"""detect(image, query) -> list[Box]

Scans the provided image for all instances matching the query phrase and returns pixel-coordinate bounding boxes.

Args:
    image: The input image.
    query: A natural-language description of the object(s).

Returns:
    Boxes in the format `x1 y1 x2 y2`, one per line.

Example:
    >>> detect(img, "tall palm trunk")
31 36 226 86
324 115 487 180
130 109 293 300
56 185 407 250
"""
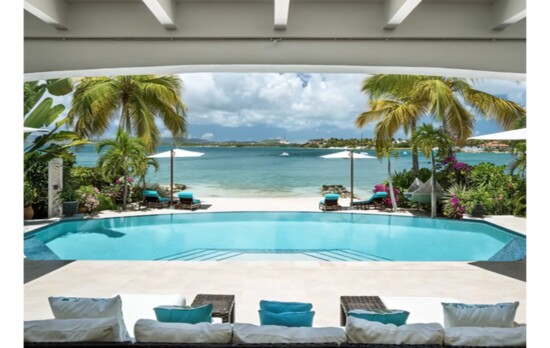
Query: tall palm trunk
122 156 128 210
410 123 419 177
387 157 397 212
430 150 437 218
412 146 419 177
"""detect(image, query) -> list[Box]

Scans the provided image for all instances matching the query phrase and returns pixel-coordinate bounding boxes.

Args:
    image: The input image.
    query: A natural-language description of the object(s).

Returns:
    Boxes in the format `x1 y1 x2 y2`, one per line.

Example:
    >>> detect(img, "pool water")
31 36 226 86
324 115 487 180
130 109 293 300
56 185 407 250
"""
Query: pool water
24 212 526 261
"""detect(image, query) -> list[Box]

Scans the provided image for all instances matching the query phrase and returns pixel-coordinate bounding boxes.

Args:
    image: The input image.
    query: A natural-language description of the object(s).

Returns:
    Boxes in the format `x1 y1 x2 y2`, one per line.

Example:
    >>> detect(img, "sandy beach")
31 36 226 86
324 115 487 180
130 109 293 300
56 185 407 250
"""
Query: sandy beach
24 197 526 328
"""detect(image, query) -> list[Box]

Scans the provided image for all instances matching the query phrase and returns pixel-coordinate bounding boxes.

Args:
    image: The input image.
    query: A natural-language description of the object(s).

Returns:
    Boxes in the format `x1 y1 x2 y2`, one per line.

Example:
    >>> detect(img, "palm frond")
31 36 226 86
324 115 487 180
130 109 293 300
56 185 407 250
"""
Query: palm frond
464 89 526 129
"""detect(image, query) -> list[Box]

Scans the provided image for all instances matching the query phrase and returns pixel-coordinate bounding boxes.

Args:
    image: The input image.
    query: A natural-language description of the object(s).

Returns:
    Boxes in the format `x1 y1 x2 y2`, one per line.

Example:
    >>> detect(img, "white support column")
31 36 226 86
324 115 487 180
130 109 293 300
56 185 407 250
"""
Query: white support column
142 0 178 30
274 0 290 30
48 158 63 218
383 0 422 30
24 0 68 30
492 0 526 30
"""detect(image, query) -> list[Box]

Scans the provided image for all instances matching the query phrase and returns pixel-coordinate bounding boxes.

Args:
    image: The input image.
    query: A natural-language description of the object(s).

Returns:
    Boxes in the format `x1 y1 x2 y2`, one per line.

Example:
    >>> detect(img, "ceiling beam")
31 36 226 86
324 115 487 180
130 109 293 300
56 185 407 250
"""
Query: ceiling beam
492 0 526 30
142 0 177 30
383 0 422 30
24 0 68 30
274 0 290 30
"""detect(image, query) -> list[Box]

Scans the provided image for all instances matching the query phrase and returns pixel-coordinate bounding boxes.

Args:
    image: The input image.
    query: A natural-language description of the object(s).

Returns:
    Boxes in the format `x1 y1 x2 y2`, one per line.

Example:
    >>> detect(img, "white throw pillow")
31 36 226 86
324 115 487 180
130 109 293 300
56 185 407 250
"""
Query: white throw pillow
444 326 526 346
48 295 130 341
24 318 130 343
442 302 519 328
233 323 346 344
134 319 232 343
346 316 444 345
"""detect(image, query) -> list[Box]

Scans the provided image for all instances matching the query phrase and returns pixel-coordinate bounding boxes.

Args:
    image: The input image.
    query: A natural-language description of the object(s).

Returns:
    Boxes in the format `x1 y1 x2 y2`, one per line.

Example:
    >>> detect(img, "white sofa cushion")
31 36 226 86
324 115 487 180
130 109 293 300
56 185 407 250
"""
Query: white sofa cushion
346 316 445 345
24 318 130 343
134 319 232 343
442 302 519 328
233 323 346 344
48 295 124 319
444 326 526 346
48 295 130 341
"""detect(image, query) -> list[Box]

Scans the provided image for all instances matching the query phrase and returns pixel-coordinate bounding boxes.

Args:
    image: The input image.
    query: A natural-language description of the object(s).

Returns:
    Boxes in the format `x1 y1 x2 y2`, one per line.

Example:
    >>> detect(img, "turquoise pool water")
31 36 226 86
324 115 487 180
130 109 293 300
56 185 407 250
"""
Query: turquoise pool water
24 212 525 262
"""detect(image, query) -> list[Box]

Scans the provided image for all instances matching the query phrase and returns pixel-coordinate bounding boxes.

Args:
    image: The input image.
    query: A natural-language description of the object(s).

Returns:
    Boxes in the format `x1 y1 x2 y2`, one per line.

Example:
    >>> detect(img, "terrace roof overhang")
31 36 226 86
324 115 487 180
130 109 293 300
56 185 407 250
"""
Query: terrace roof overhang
24 0 526 81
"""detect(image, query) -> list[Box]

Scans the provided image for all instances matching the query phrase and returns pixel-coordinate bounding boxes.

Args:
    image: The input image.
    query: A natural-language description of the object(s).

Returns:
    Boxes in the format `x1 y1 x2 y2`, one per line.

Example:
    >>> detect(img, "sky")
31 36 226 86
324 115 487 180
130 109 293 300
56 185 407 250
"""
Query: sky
48 73 526 144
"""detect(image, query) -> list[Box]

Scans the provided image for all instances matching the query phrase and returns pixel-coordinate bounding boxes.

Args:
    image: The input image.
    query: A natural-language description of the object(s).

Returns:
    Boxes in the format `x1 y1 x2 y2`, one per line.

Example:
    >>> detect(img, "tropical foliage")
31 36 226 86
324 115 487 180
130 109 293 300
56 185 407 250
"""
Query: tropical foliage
24 79 89 163
374 143 399 211
355 74 526 173
96 130 153 210
67 75 187 152
411 124 454 218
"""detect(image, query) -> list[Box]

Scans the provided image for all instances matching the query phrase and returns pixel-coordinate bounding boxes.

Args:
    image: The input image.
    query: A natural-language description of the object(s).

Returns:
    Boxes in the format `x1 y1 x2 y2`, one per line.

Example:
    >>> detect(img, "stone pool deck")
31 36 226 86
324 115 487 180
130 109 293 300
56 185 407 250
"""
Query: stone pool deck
23 197 526 326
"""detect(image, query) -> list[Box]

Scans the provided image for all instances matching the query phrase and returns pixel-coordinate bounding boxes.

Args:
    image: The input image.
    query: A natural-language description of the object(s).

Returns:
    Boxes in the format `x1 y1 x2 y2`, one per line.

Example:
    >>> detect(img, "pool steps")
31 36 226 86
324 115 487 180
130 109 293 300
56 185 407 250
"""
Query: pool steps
155 248 390 261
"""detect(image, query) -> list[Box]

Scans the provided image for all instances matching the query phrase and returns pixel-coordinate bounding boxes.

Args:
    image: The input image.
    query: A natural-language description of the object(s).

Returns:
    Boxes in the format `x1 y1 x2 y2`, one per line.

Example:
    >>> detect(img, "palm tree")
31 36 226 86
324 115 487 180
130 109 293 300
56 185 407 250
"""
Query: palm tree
96 130 151 210
411 124 454 218
376 142 399 212
509 142 526 177
356 74 526 174
355 97 427 176
68 75 187 152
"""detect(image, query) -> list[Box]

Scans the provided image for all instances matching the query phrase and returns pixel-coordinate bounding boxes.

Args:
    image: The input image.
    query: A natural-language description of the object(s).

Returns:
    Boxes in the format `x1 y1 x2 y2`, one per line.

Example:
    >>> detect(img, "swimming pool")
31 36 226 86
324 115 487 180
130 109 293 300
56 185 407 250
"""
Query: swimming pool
24 212 526 261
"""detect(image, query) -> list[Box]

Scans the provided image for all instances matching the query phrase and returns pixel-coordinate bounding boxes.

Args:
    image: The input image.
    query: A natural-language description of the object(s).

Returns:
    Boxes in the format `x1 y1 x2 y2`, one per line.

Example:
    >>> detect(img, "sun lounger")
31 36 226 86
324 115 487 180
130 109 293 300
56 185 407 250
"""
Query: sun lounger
319 193 342 211
175 192 201 210
350 192 388 210
141 190 169 209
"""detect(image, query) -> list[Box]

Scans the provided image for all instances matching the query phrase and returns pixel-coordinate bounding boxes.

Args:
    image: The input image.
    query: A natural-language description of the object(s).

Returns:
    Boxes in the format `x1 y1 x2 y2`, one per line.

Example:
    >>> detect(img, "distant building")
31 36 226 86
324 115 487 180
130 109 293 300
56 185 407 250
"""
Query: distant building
481 142 511 151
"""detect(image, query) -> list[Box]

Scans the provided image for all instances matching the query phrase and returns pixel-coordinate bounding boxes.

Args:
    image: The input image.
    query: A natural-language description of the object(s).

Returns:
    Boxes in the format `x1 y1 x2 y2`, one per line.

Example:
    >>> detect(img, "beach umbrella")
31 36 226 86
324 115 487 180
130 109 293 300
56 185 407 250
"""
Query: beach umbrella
147 148 204 206
320 150 375 205
23 127 49 133
467 128 526 140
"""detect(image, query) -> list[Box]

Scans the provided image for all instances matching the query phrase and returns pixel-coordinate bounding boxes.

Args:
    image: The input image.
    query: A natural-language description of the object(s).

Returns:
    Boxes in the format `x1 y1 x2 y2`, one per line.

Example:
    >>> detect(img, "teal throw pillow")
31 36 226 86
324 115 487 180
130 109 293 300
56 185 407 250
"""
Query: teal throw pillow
259 310 315 327
259 300 313 314
348 309 410 326
154 304 213 324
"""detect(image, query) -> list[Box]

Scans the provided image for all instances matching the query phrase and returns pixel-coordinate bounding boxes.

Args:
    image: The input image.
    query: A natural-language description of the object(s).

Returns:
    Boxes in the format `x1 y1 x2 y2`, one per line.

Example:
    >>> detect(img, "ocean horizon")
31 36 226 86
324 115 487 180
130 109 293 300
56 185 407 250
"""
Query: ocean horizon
73 145 514 198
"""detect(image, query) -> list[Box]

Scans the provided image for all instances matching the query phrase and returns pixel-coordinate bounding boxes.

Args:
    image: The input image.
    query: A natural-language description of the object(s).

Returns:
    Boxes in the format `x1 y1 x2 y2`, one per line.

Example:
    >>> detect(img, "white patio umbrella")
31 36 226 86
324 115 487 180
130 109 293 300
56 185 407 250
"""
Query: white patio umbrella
147 148 204 205
320 150 375 205
23 127 49 133
468 128 526 140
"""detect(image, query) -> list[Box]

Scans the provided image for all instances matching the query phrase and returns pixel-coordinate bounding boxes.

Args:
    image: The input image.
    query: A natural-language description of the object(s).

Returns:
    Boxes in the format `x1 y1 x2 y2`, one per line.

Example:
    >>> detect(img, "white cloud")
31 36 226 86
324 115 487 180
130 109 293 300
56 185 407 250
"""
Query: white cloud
179 72 369 132
200 132 214 140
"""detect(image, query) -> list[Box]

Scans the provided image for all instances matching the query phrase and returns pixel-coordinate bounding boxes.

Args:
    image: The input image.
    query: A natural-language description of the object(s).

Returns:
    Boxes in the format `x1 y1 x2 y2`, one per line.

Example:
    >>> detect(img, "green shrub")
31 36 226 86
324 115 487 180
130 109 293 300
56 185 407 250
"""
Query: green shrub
98 194 118 211
71 166 110 190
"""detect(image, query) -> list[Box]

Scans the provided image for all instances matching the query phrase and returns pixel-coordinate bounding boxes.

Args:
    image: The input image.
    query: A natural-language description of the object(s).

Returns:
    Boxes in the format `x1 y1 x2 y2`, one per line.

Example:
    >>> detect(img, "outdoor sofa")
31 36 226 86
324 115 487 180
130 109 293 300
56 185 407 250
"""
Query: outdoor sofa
24 295 526 348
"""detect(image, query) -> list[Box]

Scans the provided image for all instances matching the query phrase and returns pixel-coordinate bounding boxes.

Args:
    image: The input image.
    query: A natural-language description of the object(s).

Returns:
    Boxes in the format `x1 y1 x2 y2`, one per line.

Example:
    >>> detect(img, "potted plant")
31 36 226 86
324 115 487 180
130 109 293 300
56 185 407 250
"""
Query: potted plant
24 180 37 220
75 185 100 214
58 184 78 216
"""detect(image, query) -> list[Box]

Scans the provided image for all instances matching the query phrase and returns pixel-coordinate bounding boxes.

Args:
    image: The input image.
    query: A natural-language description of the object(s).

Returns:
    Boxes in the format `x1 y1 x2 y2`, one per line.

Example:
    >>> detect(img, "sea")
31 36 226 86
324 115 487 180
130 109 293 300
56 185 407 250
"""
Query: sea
73 145 514 198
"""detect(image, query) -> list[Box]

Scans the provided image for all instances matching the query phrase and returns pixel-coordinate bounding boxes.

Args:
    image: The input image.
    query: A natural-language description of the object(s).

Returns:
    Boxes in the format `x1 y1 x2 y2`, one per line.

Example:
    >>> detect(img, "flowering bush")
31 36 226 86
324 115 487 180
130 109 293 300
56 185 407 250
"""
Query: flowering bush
103 176 135 203
442 184 469 219
445 195 466 219
373 183 400 206
75 185 100 212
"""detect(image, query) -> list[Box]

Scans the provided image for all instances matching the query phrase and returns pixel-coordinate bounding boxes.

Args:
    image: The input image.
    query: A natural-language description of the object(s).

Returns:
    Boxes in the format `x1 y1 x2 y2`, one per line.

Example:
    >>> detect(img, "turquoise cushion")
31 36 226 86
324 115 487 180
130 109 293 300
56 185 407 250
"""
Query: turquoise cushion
259 300 313 314
143 190 160 197
324 194 340 200
177 192 194 199
258 310 315 327
347 309 410 326
154 304 213 324
193 199 201 204
159 198 169 203
373 191 388 199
